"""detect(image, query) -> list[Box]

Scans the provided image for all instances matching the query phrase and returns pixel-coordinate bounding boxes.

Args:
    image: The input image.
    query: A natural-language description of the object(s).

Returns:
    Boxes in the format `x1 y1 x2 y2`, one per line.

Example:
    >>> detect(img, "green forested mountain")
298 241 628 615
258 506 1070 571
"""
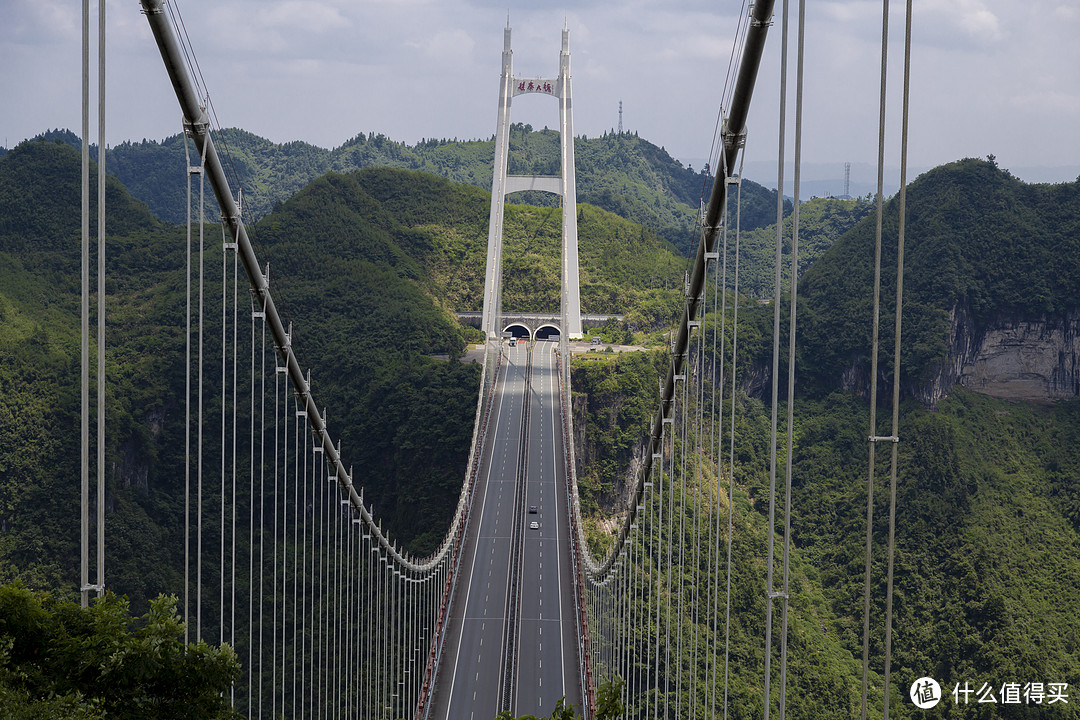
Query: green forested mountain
570 159 1080 719
91 124 787 253
8 128 1080 720
0 137 687 605
0 138 187 605
732 195 874 300
791 158 1080 396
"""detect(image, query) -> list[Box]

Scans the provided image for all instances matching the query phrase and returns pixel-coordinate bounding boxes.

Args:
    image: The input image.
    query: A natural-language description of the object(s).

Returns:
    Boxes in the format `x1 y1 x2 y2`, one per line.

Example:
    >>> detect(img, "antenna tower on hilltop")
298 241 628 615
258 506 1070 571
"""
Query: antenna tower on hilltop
844 161 851 198
618 100 623 134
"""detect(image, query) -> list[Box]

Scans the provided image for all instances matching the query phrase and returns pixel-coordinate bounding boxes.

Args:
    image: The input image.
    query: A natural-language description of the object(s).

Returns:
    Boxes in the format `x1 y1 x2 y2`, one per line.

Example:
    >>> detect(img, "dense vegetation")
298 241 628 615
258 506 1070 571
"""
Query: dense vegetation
0 138 189 605
571 351 666 518
0 583 238 719
568 160 1080 718
573 363 1080 719
324 165 686 324
10 122 1080 720
791 158 1080 395
732 195 874 300
0 135 693 604
38 125 786 254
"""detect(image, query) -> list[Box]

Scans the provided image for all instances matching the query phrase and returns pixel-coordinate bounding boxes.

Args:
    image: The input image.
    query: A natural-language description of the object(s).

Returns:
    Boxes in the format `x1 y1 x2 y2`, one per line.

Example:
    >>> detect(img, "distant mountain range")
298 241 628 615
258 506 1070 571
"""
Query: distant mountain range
18 126 788 256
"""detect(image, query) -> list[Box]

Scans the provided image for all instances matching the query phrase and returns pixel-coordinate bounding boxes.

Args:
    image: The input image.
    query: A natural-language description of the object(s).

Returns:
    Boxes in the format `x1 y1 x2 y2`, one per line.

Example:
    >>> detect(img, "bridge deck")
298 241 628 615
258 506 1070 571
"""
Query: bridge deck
432 342 581 718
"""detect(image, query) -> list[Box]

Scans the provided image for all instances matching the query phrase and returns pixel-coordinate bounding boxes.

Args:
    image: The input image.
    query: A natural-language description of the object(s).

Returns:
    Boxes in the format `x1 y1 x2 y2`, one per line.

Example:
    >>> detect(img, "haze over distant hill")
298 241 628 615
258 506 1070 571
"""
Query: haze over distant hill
24 126 787 256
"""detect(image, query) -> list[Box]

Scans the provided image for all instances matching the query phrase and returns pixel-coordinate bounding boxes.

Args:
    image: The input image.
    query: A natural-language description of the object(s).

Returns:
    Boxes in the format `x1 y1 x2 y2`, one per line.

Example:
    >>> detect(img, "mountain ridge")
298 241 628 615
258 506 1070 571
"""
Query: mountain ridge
26 125 787 255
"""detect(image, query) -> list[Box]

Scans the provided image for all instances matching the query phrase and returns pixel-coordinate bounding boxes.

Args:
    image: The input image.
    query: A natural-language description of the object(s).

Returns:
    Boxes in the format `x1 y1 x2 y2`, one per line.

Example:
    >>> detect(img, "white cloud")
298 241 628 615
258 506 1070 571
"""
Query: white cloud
1 0 78 44
261 1 350 34
411 28 477 66
2 0 1078 179
1055 4 1080 22
917 0 1004 47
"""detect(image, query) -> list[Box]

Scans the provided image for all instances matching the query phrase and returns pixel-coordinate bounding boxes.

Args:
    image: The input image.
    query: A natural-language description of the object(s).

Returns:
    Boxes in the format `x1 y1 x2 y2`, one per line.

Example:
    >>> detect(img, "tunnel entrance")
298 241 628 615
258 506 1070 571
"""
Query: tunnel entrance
504 324 531 340
535 325 562 341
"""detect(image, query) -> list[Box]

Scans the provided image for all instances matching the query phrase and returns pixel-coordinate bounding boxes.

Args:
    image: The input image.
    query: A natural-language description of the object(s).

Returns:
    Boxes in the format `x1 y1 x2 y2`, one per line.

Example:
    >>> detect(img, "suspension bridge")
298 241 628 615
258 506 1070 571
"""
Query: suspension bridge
67 0 917 717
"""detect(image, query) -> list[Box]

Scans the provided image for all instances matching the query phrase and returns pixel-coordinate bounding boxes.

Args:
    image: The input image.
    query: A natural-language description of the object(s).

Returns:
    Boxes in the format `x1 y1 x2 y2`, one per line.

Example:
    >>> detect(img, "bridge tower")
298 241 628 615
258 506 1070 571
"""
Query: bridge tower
480 23 584 339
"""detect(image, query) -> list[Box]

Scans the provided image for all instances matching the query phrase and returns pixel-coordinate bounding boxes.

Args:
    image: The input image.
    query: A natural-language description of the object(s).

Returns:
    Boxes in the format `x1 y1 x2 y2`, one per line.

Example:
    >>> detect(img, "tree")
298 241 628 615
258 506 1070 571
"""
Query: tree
0 583 240 720
493 676 624 720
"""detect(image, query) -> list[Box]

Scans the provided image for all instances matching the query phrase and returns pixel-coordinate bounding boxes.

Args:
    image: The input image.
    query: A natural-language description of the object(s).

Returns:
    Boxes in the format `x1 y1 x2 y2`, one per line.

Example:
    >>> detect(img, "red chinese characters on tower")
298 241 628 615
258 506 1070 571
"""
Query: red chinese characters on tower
515 80 555 94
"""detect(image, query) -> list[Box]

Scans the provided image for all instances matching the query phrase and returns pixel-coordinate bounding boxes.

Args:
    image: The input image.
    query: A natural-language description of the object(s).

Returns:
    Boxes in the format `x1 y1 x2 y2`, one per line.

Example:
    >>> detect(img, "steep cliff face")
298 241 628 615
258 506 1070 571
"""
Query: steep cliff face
768 159 1080 408
940 306 1080 404
742 303 1080 407
570 352 662 515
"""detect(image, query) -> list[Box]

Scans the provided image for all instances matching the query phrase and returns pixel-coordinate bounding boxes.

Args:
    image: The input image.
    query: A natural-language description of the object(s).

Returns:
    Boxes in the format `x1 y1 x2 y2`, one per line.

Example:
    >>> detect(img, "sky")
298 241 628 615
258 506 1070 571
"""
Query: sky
3 0 1079 193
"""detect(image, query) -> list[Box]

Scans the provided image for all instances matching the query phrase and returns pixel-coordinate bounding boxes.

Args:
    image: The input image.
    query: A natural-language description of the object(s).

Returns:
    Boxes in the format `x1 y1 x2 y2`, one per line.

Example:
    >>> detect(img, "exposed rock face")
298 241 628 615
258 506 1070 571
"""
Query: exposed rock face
934 306 1080 405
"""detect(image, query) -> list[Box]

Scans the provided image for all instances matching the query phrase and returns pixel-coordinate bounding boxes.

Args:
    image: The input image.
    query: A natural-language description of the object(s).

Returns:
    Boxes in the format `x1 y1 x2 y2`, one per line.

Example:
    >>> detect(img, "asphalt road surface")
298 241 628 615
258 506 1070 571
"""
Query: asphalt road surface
433 341 581 719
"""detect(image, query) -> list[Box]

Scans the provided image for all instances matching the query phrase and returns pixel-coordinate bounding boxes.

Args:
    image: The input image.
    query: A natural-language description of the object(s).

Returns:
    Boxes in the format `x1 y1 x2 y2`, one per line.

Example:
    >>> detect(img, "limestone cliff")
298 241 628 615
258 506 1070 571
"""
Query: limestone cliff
937 306 1080 405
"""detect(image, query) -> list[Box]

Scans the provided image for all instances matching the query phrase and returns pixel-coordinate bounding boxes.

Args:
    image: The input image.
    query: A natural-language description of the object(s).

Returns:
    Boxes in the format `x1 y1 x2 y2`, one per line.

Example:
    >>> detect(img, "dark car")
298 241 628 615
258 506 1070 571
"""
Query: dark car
529 505 538 514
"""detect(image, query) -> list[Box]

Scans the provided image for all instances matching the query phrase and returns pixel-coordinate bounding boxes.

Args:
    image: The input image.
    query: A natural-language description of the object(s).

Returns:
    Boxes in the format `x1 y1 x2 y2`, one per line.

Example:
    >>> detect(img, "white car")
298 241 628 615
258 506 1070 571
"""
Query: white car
529 521 539 530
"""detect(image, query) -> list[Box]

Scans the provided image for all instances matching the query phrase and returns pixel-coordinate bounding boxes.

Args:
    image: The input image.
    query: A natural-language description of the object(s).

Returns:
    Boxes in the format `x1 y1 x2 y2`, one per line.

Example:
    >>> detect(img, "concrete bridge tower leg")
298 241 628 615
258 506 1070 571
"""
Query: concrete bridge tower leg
480 23 513 339
479 23 585 340
559 25 584 338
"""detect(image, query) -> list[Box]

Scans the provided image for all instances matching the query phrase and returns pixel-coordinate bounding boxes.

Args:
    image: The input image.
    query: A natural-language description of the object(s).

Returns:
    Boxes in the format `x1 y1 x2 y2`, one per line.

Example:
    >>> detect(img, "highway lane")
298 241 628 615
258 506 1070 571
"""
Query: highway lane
514 341 582 717
433 339 581 719
438 342 528 720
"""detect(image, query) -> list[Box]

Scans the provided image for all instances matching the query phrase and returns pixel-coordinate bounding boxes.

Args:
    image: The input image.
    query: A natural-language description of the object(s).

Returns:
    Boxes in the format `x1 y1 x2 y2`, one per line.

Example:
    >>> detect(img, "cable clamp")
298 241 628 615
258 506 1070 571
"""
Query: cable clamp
767 590 788 599
749 10 774 29
182 114 210 138
81 584 104 593
721 118 747 150
705 251 719 261
869 435 900 443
